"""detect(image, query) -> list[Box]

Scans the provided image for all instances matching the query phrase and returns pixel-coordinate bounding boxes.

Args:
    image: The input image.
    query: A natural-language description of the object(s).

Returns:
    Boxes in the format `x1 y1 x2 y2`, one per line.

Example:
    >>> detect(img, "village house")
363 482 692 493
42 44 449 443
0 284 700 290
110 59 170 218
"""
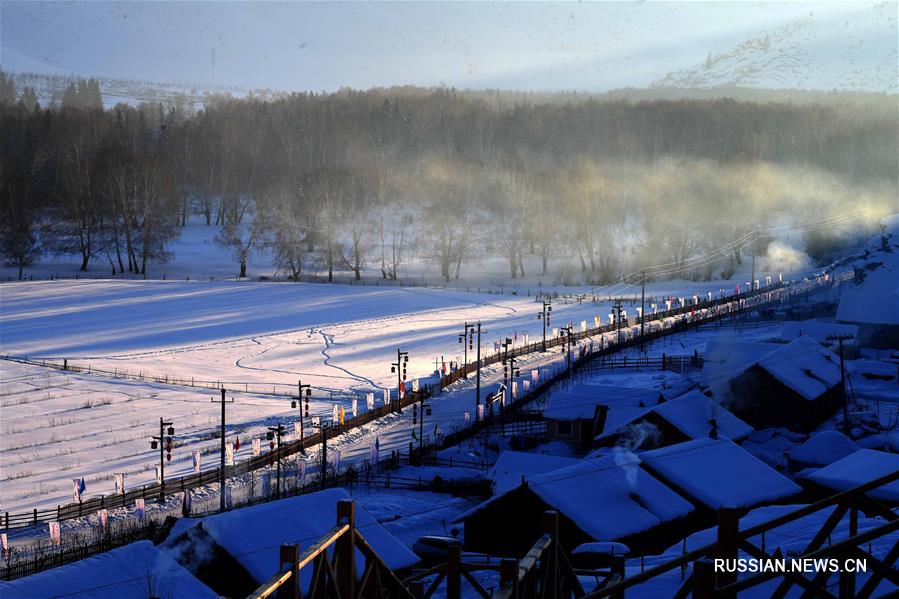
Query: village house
456 455 694 556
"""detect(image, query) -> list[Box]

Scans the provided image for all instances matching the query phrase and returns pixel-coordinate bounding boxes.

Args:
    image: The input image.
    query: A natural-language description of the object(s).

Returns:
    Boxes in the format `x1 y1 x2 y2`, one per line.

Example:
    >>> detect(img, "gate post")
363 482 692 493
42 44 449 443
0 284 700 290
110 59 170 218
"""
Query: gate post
500 558 519 596
446 543 461 599
335 500 356 599
279 544 300 599
693 559 715 599
716 507 739 599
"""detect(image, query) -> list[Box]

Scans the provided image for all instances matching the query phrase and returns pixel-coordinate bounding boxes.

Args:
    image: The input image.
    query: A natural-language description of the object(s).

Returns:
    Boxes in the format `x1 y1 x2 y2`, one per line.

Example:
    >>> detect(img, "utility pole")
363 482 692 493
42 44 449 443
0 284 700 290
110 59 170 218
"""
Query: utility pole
391 349 409 413
149 417 174 503
315 421 331 491
827 334 854 434
475 322 483 412
538 301 552 351
267 424 285 498
561 324 574 377
412 396 431 464
640 270 646 352
459 323 475 379
292 380 312 453
212 388 233 512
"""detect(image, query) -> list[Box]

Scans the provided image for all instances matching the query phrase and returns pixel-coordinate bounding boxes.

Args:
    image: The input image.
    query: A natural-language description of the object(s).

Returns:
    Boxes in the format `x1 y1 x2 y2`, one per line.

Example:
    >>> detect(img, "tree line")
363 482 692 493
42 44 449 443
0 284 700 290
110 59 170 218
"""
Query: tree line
1 72 895 282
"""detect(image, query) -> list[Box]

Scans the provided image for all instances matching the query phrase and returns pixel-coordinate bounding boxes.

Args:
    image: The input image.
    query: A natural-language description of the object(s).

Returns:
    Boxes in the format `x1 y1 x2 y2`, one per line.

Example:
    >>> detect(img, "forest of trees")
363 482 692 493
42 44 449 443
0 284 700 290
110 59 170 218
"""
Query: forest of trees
1 70 895 283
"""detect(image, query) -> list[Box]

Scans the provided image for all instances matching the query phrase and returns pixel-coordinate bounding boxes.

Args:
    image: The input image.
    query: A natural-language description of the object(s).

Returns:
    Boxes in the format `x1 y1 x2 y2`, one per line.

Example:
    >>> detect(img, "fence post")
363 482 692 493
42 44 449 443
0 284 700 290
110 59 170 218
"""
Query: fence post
500 558 519 595
335 500 355 599
693 559 715 599
279 544 300 599
446 543 461 599
716 507 739 599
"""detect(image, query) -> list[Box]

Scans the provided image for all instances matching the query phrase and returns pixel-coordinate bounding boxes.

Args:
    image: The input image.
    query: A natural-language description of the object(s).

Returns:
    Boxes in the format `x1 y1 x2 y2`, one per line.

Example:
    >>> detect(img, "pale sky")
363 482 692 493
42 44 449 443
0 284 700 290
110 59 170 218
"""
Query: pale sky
0 1 889 92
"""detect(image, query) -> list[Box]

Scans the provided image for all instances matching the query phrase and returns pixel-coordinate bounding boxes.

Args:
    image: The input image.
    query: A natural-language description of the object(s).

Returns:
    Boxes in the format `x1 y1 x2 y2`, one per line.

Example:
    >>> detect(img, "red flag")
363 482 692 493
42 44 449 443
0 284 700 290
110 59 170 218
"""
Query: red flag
235 437 240 451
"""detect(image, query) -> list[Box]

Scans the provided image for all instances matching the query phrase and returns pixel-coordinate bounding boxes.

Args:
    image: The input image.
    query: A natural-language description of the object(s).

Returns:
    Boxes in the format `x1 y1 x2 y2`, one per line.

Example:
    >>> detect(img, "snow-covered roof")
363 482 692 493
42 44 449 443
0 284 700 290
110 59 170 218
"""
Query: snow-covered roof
640 438 802 510
488 450 580 495
804 449 899 502
0 541 216 599
592 390 752 444
458 455 694 541
653 391 753 441
699 338 783 390
756 336 842 401
169 488 418 584
837 236 899 326
779 321 859 344
543 385 661 427
788 431 857 467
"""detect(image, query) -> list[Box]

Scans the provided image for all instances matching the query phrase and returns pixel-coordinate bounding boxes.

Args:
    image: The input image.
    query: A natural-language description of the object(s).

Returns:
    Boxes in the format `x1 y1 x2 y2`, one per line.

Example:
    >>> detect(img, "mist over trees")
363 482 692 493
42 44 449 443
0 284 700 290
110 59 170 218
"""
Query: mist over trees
0 71 895 282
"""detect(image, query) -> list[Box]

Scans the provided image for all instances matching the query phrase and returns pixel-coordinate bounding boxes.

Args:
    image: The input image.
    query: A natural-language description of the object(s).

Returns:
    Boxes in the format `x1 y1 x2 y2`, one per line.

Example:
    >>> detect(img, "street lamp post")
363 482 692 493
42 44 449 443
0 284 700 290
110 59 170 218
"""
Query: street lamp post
292 380 312 452
537 301 552 351
391 349 409 413
458 322 476 379
266 423 286 498
149 417 174 503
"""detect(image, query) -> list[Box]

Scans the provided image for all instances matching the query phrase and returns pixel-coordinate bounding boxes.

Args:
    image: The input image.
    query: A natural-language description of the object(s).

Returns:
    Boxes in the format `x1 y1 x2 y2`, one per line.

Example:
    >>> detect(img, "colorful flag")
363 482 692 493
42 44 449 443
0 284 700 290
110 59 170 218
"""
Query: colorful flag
366 392 375 410
332 403 339 421
49 521 61 546
73 478 85 502
193 451 202 473
225 442 235 466
235 437 241 452
352 398 358 418
115 473 125 495
252 438 262 456
339 406 345 425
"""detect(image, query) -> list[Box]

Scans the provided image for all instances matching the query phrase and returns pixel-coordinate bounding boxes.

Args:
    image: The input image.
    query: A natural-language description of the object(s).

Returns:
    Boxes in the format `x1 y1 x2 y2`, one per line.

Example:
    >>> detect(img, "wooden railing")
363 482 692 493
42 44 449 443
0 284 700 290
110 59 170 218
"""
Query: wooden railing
585 468 899 599
248 499 414 599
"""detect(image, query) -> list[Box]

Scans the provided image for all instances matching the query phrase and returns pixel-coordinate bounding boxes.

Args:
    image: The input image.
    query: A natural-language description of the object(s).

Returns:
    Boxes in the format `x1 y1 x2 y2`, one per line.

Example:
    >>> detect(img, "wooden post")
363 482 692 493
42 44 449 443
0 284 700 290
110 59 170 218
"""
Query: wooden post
446 543 461 599
500 558 519 595
280 544 300 599
716 507 739 599
543 511 559 596
693 559 715 599
335 500 355 599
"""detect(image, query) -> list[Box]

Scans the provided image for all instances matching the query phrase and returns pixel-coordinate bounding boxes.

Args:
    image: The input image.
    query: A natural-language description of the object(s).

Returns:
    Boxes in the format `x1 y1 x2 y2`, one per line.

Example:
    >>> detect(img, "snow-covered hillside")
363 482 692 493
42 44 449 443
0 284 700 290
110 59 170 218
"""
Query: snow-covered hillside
653 2 898 92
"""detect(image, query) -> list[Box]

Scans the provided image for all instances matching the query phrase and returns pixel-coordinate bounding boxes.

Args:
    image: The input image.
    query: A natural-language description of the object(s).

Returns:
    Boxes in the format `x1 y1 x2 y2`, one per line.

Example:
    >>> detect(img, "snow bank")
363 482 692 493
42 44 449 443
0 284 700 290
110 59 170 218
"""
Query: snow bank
0 541 216 599
640 438 802 510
